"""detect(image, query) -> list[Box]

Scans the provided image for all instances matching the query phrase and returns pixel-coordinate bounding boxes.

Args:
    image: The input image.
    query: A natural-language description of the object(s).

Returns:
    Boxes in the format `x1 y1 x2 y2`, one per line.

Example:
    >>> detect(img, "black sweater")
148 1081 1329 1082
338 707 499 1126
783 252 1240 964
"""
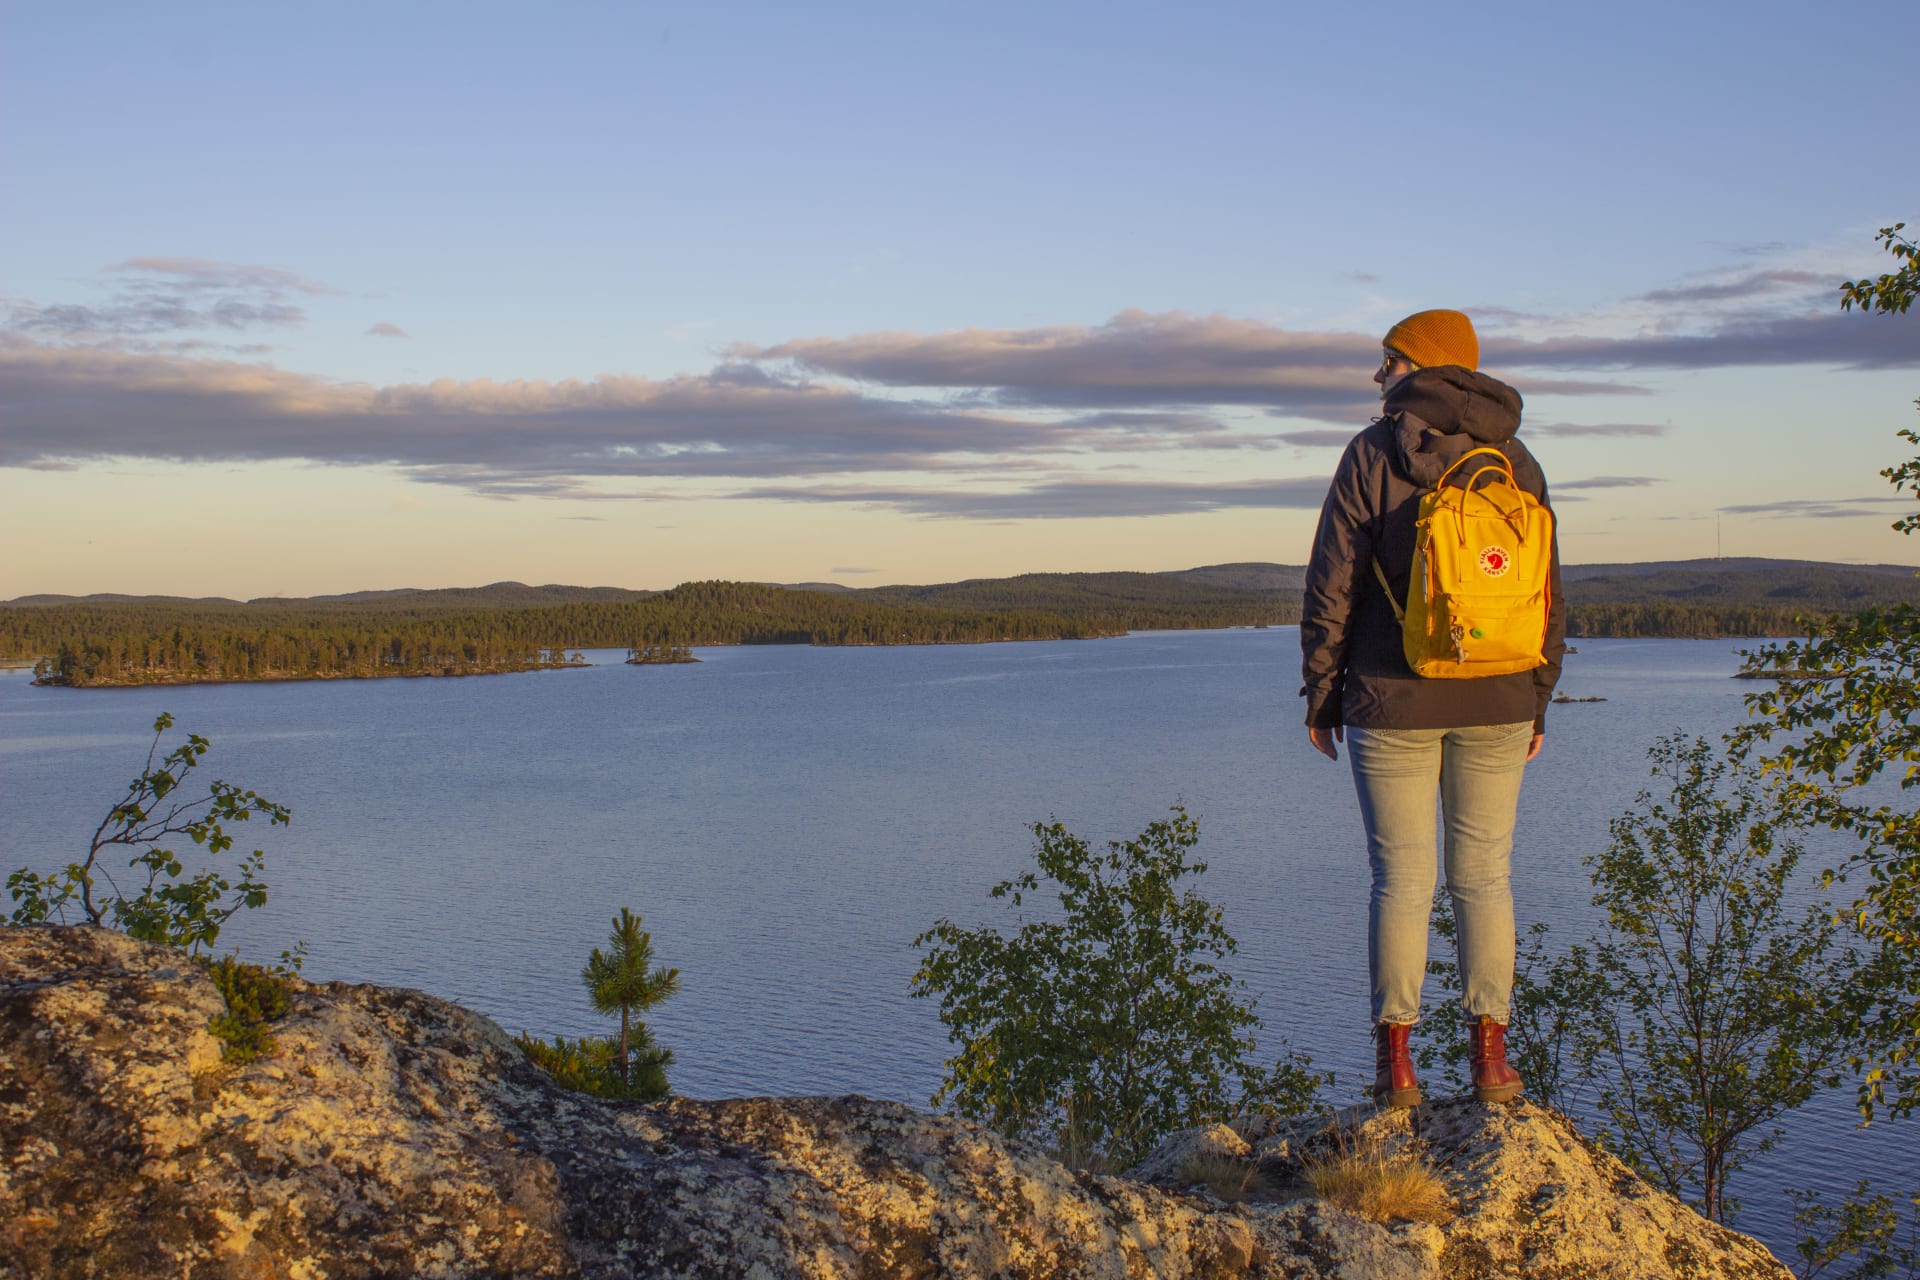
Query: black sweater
1299 367 1566 733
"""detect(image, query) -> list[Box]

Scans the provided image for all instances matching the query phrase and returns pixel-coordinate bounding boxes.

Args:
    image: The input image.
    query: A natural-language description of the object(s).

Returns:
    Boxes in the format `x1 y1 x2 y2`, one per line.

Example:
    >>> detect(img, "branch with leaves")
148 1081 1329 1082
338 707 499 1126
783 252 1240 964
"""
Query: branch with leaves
7 712 290 953
1559 736 1868 1225
1736 221 1920 1119
1841 223 1918 317
911 806 1324 1168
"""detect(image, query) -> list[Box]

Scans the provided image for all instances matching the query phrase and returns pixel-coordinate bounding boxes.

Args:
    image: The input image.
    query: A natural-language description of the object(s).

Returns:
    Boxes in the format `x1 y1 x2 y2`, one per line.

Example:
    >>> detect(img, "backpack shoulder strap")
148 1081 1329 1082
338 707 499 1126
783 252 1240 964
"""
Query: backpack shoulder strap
1371 557 1406 622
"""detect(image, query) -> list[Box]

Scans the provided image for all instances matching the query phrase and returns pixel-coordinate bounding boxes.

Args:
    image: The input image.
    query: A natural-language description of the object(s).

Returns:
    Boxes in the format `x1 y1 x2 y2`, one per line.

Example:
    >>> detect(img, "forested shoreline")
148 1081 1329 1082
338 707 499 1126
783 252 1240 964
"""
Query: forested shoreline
3 563 1904 688
2 581 1160 688
1562 602 1830 638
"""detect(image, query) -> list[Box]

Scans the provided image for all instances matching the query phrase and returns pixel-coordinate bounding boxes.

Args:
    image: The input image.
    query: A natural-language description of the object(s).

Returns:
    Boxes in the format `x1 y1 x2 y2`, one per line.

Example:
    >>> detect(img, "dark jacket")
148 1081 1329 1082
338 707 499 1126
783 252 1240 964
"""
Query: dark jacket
1300 366 1565 733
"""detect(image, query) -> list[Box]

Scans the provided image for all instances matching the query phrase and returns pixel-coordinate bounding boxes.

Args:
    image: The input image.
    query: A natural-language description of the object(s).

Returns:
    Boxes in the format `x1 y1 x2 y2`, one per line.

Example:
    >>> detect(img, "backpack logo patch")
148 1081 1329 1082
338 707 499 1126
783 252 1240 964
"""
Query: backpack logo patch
1478 546 1512 577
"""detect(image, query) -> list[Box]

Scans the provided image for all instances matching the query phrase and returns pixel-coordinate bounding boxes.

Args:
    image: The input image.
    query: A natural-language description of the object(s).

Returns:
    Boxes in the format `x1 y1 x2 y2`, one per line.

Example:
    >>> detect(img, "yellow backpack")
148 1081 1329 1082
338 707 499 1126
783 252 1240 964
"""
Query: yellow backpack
1373 446 1553 679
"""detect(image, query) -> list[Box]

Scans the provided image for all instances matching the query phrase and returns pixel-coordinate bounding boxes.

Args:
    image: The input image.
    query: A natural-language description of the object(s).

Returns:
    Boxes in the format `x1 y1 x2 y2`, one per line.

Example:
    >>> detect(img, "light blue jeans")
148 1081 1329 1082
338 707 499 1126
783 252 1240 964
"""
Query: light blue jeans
1346 722 1533 1026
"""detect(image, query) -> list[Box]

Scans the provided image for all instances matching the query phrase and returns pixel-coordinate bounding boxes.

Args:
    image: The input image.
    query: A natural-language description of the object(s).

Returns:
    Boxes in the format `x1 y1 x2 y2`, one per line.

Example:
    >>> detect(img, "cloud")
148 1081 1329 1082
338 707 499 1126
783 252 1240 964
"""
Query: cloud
0 335 1250 492
738 310 1642 421
1527 421 1668 438
1060 410 1230 434
1508 377 1656 399
727 476 1332 519
1631 269 1830 306
1486 313 1917 372
1274 430 1355 448
1556 476 1663 490
111 258 340 296
744 313 1346 417
1344 271 1379 284
1468 251 1914 370
1046 409 1273 452
3 249 1905 519
7 258 336 344
1719 495 1913 519
8 298 305 337
739 297 1912 428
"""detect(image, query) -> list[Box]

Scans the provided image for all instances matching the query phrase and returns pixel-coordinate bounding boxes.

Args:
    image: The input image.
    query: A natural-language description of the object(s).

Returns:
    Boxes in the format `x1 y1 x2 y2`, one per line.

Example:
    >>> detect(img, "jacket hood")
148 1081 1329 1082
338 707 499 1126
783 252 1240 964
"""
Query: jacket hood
1383 366 1523 442
1381 367 1525 486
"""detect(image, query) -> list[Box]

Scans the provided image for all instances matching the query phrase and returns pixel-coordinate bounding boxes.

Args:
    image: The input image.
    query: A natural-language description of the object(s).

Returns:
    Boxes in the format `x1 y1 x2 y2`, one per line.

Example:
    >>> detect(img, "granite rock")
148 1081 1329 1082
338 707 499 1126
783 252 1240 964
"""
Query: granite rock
1 927 1792 1279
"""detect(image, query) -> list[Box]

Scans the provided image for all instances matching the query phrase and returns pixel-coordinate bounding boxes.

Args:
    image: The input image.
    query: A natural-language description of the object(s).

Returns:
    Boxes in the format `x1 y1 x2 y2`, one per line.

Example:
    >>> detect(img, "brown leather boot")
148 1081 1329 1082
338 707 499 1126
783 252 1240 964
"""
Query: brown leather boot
1470 1016 1523 1103
1372 1022 1421 1108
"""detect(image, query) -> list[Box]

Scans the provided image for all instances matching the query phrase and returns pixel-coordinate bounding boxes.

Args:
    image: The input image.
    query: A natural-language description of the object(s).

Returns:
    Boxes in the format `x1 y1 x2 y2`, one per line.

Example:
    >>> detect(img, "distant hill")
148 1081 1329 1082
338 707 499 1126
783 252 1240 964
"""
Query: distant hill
1163 562 1309 592
4 582 655 611
8 557 1917 628
1557 560 1920 610
5 593 247 607
858 571 1269 613
1558 557 1920 583
278 582 657 609
1154 558 1920 611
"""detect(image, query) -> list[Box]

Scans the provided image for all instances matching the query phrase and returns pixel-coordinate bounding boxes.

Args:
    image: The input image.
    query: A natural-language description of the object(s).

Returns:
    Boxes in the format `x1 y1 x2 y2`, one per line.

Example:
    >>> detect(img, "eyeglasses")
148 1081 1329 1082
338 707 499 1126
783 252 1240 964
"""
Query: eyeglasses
1378 352 1416 375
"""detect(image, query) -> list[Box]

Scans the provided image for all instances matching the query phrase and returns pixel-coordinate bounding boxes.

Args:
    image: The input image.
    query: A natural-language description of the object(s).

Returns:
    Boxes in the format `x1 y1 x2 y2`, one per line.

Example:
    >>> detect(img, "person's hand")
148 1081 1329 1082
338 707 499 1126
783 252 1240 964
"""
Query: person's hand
1527 732 1544 762
1308 725 1343 761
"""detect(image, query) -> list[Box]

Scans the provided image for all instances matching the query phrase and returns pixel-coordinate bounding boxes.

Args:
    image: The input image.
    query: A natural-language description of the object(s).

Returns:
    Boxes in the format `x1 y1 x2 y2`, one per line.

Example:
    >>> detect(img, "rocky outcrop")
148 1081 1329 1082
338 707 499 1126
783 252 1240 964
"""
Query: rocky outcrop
1 927 1791 1279
1130 1106 1791 1280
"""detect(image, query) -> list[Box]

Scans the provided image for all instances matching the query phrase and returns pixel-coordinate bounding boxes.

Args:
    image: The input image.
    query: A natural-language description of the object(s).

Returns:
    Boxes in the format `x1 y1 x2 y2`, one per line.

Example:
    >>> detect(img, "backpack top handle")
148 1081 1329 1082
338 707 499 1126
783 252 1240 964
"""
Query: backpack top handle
1434 446 1515 491
1432 448 1531 541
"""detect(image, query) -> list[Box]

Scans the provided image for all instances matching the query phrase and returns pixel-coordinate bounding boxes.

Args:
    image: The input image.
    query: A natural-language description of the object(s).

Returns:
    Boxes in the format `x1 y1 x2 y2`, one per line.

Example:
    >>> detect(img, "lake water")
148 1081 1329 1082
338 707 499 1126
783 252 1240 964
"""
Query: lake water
2 629 1911 1255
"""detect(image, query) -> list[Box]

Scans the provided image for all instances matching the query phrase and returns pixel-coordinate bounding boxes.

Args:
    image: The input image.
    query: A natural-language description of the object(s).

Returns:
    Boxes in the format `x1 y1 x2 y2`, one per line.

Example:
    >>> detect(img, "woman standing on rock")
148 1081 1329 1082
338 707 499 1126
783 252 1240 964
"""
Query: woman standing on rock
1299 309 1564 1108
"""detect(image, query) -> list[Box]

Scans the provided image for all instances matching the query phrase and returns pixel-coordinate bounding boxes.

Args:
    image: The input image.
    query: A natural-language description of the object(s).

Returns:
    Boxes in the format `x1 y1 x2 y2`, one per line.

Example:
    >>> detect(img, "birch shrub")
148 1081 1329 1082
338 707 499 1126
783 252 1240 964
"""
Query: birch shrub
911 806 1323 1168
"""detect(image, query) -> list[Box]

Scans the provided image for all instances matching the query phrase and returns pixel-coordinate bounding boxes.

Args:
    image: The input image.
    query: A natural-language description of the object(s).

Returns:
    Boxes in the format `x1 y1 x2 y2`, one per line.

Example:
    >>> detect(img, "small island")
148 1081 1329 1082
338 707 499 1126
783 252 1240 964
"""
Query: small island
627 643 700 665
1552 694 1608 703
29 651 586 688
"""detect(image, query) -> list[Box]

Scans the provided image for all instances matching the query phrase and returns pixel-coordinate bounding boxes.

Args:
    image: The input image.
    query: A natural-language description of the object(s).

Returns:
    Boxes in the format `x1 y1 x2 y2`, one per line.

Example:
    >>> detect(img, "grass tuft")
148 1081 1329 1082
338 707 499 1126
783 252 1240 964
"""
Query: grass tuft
1048 1126 1119 1175
1302 1130 1455 1225
1178 1151 1268 1202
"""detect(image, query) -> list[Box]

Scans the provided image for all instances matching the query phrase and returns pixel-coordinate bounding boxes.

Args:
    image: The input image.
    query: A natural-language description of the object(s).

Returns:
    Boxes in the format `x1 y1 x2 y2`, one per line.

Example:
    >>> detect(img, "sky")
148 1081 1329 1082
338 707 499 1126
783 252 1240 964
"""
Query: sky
3 1 1918 599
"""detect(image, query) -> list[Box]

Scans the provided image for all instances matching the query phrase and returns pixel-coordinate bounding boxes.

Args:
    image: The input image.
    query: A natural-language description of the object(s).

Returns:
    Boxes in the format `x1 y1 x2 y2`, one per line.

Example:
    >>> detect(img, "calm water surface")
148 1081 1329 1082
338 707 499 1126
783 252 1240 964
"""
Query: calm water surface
2 630 1910 1254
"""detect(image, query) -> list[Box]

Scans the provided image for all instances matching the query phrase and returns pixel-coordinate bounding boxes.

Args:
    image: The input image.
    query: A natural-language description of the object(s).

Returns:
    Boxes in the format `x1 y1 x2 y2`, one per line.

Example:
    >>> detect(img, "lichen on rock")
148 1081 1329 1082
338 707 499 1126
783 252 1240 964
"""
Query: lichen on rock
1 927 1792 1279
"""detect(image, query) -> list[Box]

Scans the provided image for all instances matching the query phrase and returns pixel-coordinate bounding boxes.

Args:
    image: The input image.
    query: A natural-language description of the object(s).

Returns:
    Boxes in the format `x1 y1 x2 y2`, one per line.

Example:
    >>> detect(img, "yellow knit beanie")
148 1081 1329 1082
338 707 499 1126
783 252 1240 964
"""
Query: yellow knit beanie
1383 309 1479 370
